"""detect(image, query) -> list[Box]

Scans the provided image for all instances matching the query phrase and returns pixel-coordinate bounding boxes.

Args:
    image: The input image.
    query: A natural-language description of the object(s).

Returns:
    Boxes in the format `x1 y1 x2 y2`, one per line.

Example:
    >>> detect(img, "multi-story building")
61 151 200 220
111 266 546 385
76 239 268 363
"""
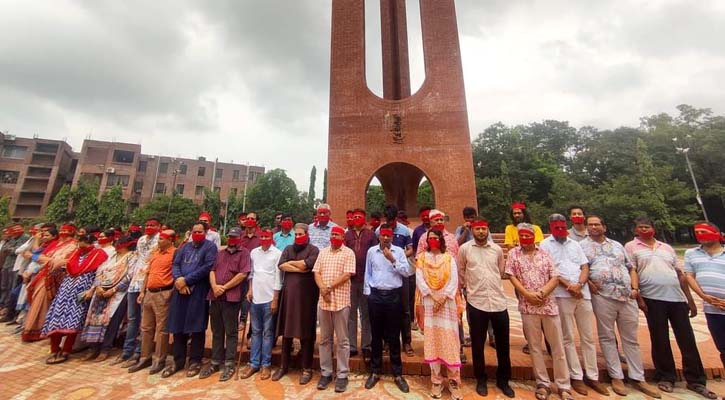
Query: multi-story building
0 133 264 219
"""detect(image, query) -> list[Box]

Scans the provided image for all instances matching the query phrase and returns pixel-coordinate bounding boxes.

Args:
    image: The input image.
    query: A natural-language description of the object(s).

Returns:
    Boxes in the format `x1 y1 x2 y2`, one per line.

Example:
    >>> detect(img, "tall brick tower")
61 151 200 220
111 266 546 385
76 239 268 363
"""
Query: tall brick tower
327 0 476 227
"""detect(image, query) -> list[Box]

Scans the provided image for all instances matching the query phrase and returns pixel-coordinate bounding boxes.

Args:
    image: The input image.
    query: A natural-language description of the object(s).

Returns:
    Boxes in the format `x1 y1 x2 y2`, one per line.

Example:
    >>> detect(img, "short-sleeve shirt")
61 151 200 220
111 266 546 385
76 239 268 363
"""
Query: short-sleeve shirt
505 246 559 315
580 237 632 302
273 231 294 251
458 240 507 312
540 236 591 299
309 221 339 250
625 238 685 303
504 224 544 246
684 246 725 315
312 245 356 311
568 228 588 242
208 246 251 302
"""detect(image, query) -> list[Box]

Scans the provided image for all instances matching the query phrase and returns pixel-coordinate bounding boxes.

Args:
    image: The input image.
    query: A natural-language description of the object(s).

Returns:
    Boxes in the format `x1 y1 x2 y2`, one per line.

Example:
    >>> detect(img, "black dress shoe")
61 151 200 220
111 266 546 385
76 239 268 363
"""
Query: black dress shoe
476 380 488 396
350 350 359 357
497 382 515 398
394 375 410 393
299 369 313 385
149 362 166 375
271 367 287 382
317 375 333 390
127 358 152 373
365 373 380 389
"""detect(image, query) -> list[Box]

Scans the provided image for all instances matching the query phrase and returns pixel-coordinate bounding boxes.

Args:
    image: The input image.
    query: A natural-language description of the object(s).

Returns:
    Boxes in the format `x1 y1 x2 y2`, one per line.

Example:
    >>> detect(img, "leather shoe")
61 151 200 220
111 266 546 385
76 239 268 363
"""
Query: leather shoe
299 369 313 385
476 380 488 396
611 378 628 396
364 373 380 389
571 379 588 395
317 375 333 390
632 380 661 398
127 358 152 373
120 355 140 368
497 382 515 398
335 377 348 393
271 367 287 382
394 375 410 393
109 354 129 366
239 365 259 380
149 362 166 375
259 367 271 380
584 377 610 396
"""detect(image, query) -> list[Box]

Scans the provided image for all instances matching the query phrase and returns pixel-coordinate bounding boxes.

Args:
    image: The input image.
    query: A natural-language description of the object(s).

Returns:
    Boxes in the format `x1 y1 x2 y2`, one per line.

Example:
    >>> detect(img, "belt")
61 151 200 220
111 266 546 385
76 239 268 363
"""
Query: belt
147 284 174 293
370 287 401 294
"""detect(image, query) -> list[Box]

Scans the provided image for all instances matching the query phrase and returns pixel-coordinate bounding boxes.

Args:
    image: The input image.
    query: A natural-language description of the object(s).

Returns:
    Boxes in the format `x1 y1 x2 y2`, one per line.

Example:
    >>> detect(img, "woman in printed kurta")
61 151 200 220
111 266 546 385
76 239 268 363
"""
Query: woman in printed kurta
43 234 108 364
416 229 463 400
81 233 137 361
22 226 77 342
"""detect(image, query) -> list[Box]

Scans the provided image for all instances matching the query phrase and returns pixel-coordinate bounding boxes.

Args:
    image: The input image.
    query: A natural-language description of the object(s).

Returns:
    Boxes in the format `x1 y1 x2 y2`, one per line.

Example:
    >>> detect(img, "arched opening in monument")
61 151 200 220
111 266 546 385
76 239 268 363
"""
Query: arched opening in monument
365 162 435 217
364 0 425 99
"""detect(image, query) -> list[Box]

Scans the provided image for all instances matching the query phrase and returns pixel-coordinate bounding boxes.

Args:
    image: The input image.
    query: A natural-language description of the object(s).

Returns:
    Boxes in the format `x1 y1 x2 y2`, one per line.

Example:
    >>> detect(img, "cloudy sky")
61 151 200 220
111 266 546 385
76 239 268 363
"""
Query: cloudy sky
2 0 724 193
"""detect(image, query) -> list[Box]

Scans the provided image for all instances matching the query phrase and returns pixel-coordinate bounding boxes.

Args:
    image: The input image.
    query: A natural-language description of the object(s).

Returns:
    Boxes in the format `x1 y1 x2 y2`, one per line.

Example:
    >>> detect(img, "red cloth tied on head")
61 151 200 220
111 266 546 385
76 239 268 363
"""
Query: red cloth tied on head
471 220 489 228
694 223 721 242
511 202 526 210
159 231 175 240
198 212 212 221
331 226 345 236
60 224 76 234
260 229 274 238
379 228 394 237
116 240 137 249
128 225 142 233
517 226 534 236
429 211 444 221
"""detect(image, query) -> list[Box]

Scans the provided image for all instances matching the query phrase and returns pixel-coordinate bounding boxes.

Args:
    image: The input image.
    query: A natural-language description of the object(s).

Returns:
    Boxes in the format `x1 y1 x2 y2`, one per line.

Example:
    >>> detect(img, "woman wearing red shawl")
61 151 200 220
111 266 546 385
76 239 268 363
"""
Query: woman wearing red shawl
42 234 108 364
22 225 78 342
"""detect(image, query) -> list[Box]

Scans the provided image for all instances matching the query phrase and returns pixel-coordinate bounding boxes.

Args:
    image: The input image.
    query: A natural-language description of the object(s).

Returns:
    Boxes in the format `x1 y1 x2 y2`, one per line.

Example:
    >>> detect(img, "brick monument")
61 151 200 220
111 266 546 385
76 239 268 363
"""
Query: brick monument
327 0 476 227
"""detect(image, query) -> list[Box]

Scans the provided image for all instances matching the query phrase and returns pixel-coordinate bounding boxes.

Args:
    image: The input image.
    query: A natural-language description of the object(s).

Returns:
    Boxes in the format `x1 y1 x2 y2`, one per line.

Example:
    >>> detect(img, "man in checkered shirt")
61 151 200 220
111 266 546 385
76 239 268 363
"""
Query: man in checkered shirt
313 225 356 393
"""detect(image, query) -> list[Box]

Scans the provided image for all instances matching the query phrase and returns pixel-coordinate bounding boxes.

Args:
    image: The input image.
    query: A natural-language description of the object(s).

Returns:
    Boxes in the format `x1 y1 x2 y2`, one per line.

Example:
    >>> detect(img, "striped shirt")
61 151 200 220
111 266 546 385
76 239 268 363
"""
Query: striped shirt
684 246 725 315
625 238 685 303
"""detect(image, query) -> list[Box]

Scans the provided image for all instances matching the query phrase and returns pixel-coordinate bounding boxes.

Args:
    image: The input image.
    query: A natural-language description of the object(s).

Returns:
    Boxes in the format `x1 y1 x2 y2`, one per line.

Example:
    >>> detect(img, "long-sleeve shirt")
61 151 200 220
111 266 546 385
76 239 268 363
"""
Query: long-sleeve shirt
344 227 378 283
363 244 413 295
172 240 217 288
128 233 159 293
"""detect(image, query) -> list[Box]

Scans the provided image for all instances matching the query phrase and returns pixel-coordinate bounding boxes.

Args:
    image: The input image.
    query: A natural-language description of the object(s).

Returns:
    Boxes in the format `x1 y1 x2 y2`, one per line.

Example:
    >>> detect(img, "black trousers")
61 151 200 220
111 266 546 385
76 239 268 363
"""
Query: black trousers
644 297 706 385
466 303 511 384
368 287 403 376
400 277 412 345
210 300 241 366
173 331 205 368
706 313 725 368
281 337 315 370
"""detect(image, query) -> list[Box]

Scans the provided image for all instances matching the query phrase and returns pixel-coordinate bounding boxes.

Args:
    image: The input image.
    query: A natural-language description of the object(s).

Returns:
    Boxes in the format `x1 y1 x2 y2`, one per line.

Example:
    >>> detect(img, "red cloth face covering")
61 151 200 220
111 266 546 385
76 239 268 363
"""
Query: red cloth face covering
191 232 205 243
519 236 535 245
694 223 721 243
330 237 344 247
144 227 159 236
260 238 273 246
294 234 308 245
427 237 441 250
245 219 257 228
432 223 445 232
280 220 293 230
317 215 330 223
549 221 568 238
638 229 655 239
570 216 585 224
97 237 113 245
227 237 241 246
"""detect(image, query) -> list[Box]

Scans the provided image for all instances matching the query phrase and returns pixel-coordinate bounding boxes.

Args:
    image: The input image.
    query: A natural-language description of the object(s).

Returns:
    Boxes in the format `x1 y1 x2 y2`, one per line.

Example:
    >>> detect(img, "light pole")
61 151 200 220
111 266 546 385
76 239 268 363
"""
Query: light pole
673 136 709 221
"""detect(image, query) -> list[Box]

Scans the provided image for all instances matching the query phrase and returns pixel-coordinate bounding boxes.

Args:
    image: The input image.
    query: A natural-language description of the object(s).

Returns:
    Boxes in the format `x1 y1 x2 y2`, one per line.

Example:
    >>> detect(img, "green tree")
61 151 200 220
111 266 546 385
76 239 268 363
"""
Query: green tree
417 180 435 209
44 184 73 224
202 188 223 227
131 194 200 233
322 168 328 203
366 185 385 214
0 195 11 227
247 169 308 227
308 165 317 204
72 181 101 227
97 185 128 228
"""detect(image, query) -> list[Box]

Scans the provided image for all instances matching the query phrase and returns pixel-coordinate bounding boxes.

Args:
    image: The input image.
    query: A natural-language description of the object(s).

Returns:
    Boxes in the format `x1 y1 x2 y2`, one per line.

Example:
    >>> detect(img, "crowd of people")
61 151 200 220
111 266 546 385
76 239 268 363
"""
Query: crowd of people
0 203 724 399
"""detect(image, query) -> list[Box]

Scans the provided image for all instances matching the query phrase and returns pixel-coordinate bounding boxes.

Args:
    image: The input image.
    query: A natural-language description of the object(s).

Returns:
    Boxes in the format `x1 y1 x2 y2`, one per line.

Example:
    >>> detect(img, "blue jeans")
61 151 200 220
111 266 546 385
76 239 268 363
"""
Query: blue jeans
249 302 274 369
123 291 142 357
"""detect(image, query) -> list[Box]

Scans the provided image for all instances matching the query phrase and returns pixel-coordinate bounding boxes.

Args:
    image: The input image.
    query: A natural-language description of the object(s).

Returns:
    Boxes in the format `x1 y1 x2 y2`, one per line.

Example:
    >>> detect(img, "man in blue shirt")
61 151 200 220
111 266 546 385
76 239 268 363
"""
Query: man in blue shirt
363 224 413 394
273 214 295 251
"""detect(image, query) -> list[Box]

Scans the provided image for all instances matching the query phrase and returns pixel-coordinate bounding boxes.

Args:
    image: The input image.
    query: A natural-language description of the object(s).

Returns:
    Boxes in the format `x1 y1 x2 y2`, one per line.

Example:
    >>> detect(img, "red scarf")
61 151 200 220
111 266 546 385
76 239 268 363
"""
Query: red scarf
65 248 108 277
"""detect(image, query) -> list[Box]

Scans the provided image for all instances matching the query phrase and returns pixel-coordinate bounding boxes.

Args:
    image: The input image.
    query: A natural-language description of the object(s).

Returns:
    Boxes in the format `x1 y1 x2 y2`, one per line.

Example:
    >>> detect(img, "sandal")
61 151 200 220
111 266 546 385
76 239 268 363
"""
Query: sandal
687 383 718 399
161 365 181 378
186 362 202 378
535 384 551 400
47 352 69 365
45 353 59 364
658 381 674 393
559 389 574 400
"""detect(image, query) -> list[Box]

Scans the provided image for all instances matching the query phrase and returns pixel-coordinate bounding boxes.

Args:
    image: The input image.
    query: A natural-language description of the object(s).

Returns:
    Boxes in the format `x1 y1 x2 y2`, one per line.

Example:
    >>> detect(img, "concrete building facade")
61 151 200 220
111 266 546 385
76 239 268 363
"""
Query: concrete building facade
0 133 264 219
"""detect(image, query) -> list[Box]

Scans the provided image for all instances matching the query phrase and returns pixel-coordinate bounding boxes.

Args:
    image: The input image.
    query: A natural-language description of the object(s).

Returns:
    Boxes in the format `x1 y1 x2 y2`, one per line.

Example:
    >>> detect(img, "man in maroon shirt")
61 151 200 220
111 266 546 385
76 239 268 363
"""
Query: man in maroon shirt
200 227 251 381
344 209 378 363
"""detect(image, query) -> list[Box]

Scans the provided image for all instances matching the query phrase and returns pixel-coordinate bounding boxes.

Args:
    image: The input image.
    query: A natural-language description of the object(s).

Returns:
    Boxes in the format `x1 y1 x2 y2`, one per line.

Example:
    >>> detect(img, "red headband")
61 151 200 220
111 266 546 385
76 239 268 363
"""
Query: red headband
511 202 526 210
317 207 330 213
159 232 174 240
429 212 444 220
128 225 142 232
331 226 345 236
116 240 137 249
379 228 394 236
517 226 534 235
471 220 489 228
60 224 76 233
199 212 212 221
694 223 719 234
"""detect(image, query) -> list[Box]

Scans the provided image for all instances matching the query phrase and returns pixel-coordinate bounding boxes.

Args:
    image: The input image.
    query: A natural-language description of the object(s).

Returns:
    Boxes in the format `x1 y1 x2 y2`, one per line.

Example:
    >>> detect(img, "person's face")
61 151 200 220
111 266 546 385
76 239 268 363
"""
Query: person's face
98 232 108 241
519 231 534 248
379 231 392 247
199 217 210 225
512 209 524 223
238 215 247 226
294 228 307 239
41 231 53 243
635 223 654 237
694 226 720 245
317 209 330 219
275 215 282 224
431 215 445 227
192 225 205 235
77 228 87 237
78 241 92 251
158 236 171 249
473 225 489 242
146 220 160 230
246 213 257 223
587 217 606 237
570 208 584 219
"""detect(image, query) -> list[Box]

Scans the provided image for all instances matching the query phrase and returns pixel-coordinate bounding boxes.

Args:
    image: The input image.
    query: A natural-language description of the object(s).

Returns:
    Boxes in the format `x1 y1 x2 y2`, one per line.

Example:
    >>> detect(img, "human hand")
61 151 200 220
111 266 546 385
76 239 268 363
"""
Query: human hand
213 285 225 297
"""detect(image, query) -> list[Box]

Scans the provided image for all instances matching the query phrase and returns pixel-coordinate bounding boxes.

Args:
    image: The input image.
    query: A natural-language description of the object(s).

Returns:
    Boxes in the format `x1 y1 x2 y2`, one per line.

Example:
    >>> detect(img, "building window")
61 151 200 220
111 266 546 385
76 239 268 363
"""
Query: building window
248 171 257 183
154 183 166 194
195 185 204 195
179 164 187 175
215 168 223 179
2 145 27 159
0 170 19 184
133 181 143 193
35 143 58 153
138 160 147 172
214 186 221 193
230 187 238 197
112 150 135 164
175 184 185 195
233 170 240 181
198 166 206 177
106 174 130 187
159 162 168 174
